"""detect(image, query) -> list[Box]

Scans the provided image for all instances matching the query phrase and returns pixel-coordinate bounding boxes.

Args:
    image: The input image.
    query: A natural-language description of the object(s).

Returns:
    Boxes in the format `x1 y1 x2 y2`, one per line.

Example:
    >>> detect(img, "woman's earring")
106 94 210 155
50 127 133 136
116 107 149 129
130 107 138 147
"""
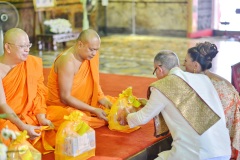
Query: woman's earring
194 68 196 73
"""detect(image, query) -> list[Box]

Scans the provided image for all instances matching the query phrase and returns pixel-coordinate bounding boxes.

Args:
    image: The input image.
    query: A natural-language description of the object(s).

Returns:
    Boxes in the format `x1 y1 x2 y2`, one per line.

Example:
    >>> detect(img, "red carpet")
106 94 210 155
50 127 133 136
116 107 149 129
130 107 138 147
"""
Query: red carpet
43 68 156 98
42 68 168 160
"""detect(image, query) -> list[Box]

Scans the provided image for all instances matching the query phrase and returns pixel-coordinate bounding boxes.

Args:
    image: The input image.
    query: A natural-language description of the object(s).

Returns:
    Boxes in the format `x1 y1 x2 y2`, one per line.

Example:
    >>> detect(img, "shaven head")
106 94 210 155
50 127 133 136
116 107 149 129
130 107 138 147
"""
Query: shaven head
74 29 101 61
4 28 28 45
2 28 30 63
154 50 180 71
77 29 100 44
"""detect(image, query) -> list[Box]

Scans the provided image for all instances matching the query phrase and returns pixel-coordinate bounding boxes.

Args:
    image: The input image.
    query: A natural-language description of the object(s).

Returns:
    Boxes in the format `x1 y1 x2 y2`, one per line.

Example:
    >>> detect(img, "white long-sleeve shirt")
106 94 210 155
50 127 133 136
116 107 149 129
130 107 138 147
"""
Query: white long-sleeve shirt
127 67 231 160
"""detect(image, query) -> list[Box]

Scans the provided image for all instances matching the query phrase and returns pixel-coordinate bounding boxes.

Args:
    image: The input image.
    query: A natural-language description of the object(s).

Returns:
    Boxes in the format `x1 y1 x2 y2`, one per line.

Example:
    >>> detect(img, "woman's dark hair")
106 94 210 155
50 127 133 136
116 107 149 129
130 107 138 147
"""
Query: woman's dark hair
187 41 218 71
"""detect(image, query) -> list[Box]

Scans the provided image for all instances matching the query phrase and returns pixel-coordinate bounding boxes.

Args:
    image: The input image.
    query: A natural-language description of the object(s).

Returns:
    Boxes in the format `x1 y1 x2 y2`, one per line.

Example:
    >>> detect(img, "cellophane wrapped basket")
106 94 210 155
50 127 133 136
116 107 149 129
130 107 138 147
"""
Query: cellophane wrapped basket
55 111 95 160
7 130 41 160
107 87 141 133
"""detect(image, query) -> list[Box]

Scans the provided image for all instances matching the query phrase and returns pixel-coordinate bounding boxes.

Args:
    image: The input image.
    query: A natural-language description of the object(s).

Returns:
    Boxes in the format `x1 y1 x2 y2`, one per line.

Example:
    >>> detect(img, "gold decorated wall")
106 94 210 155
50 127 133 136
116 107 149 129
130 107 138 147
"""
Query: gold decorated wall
1 0 97 41
2 0 190 39
97 0 188 36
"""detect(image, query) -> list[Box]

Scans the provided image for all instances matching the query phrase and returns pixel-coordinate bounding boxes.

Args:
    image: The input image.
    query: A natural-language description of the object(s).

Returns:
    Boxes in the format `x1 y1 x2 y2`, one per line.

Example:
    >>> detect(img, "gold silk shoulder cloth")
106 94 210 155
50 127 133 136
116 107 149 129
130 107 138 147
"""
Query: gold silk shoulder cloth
147 74 220 137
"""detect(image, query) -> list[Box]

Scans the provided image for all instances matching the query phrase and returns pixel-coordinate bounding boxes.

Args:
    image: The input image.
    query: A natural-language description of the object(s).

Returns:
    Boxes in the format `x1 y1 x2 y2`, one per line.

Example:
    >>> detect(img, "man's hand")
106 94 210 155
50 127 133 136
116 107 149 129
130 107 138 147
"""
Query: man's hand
138 98 147 106
99 97 112 109
93 108 108 121
117 108 128 126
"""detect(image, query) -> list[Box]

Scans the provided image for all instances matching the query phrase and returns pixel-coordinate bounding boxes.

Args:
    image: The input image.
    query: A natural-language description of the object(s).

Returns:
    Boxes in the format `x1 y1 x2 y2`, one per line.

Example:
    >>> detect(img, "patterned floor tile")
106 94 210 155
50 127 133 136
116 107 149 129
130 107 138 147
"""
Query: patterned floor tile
30 35 240 82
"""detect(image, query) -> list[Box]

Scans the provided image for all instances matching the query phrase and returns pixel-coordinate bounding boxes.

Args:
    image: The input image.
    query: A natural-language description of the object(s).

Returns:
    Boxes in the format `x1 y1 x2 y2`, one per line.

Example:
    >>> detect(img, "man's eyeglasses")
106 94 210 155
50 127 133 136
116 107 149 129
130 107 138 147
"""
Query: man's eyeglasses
7 43 32 50
153 65 162 75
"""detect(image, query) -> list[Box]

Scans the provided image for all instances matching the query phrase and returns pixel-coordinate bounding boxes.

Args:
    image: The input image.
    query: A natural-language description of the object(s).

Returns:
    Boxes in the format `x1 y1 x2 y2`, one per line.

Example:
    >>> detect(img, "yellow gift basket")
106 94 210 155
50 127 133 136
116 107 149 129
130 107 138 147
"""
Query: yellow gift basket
107 87 141 133
7 130 41 160
55 111 95 160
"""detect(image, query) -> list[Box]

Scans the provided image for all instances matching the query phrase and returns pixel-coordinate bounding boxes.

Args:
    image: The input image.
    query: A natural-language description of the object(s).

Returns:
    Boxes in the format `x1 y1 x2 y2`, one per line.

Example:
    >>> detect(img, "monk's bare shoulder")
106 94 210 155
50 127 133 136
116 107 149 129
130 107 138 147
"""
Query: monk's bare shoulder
0 63 7 103
0 62 12 79
54 48 81 74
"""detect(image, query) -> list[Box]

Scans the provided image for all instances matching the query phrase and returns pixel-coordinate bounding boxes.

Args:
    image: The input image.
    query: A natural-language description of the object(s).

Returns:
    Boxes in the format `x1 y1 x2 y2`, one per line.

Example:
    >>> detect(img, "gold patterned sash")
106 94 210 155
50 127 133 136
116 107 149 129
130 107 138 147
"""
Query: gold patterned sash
147 75 220 137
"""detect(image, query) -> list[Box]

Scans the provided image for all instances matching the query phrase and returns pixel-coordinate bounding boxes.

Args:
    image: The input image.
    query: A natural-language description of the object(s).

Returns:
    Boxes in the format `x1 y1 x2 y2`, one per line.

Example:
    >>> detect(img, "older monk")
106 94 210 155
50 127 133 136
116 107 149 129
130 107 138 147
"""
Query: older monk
46 29 112 129
0 28 54 153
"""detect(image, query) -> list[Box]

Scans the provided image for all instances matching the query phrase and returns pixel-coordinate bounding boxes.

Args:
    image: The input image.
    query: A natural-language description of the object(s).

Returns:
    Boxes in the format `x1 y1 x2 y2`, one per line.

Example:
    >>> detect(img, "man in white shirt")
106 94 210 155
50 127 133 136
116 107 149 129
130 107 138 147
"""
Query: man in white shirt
119 50 231 160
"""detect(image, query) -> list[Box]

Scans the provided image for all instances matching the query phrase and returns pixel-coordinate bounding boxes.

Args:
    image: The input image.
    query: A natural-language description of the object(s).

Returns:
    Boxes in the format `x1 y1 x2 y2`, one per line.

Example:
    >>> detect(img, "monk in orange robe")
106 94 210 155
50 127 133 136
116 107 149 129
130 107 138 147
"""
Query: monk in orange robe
46 29 113 129
0 28 54 153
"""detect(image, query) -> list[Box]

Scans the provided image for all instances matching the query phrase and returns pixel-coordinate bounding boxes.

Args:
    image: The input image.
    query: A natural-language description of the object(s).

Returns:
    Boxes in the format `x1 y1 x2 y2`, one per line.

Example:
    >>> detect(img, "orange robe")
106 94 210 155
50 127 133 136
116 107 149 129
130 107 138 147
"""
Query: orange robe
46 52 109 129
0 55 55 154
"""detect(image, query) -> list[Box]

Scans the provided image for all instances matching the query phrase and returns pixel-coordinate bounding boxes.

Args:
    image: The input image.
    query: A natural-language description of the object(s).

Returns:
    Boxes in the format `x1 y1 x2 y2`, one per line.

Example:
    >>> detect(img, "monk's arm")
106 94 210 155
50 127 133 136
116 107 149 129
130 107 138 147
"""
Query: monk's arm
0 104 25 130
36 114 54 128
0 79 41 138
98 97 112 108
33 63 53 127
55 57 107 121
96 83 112 108
0 79 25 129
57 60 97 112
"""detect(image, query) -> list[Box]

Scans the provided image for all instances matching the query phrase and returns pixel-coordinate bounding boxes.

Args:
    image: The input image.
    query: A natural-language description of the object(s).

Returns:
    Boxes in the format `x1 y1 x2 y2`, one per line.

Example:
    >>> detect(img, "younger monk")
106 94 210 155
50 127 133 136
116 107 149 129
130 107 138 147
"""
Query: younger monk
0 28 54 152
46 29 112 129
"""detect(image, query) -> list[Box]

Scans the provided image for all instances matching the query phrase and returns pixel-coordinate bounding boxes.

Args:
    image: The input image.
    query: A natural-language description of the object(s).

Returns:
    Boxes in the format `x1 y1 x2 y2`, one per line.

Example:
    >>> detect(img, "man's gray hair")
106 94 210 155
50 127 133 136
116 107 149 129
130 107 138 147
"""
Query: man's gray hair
154 50 180 70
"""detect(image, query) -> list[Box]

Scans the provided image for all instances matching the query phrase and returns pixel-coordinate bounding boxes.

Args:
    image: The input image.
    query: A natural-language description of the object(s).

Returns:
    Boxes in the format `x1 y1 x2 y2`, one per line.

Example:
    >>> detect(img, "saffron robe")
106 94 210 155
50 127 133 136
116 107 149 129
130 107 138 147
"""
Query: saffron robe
0 55 55 154
46 52 109 129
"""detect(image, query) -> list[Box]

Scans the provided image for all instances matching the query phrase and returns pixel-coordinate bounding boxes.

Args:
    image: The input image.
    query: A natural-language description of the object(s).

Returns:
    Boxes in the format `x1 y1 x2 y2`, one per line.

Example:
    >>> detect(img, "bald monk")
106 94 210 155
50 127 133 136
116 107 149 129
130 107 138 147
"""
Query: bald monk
0 28 54 152
46 29 113 129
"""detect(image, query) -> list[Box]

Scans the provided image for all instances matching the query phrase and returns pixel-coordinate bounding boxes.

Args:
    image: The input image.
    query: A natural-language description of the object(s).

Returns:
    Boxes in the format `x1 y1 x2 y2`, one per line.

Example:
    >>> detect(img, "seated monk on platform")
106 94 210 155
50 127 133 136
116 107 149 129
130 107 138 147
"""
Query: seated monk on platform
46 29 112 129
119 50 231 160
0 28 54 152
